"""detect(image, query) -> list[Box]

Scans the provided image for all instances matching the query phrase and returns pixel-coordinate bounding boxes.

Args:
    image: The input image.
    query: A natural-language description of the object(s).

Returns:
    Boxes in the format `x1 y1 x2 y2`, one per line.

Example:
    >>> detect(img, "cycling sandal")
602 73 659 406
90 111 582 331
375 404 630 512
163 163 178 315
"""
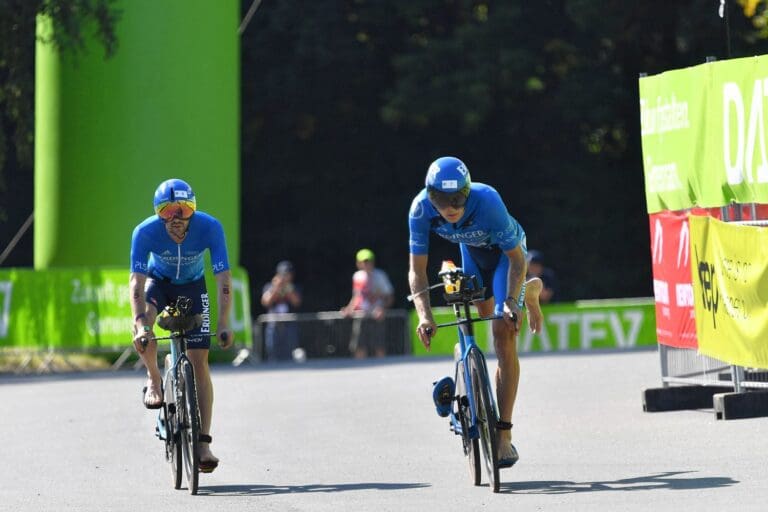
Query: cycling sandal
198 434 219 473
496 421 519 468
142 384 163 409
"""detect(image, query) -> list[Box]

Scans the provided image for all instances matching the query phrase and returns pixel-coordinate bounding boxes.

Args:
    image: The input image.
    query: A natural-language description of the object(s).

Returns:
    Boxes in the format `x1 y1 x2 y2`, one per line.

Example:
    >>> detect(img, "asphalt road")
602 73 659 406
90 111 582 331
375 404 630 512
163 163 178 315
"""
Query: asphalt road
2 348 767 512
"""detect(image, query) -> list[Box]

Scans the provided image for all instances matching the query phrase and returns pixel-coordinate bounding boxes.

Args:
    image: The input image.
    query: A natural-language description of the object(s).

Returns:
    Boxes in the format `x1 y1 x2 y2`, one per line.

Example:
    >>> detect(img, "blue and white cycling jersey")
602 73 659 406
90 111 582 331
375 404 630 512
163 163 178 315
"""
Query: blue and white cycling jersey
408 183 525 254
130 211 230 285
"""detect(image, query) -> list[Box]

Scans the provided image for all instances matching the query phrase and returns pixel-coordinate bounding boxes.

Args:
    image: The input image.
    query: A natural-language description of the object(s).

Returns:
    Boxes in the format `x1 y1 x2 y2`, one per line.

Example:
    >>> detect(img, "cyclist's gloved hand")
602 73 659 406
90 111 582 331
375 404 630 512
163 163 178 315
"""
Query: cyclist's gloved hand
417 318 437 350
217 328 234 349
503 301 522 333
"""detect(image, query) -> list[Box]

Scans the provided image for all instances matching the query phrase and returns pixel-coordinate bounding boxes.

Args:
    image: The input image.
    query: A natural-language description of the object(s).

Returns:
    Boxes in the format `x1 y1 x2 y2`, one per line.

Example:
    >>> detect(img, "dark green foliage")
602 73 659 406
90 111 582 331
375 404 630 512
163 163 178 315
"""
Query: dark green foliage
0 0 119 170
4 1 768 311
241 0 768 311
0 0 119 255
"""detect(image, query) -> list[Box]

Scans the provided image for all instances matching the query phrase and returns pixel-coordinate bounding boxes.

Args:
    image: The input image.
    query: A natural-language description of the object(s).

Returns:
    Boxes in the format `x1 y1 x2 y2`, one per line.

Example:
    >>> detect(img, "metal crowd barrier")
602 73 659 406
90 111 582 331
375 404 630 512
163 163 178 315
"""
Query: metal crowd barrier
658 344 768 391
1 310 413 373
652 207 768 418
252 309 412 362
659 209 768 392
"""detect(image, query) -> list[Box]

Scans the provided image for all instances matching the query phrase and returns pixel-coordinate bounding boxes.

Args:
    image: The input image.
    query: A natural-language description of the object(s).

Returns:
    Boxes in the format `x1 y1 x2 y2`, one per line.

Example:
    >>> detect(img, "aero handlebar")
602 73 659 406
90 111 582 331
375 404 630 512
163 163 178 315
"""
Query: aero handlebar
407 283 446 302
423 313 517 336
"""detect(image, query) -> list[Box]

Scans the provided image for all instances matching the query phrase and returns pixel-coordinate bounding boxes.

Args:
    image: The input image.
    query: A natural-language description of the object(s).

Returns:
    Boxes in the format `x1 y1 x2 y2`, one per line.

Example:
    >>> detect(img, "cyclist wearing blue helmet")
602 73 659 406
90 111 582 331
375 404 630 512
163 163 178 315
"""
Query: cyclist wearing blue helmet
408 156 544 469
130 178 233 473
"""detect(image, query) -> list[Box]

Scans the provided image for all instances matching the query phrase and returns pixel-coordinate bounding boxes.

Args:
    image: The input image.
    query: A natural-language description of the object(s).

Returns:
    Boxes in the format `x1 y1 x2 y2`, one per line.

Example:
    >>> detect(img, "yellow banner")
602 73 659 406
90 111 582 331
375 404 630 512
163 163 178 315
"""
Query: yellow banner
690 216 768 368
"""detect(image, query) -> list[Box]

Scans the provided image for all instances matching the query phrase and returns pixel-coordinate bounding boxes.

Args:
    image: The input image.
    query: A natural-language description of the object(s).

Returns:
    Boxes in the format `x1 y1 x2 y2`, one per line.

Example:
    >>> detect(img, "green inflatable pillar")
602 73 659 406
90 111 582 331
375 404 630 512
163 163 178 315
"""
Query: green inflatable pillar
35 1 240 269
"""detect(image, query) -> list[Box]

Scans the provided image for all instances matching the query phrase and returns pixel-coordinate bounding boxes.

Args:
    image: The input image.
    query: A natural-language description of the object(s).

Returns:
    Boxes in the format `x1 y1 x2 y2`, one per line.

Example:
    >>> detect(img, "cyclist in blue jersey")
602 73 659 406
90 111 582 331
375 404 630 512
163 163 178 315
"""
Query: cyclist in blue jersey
408 156 544 469
130 178 234 473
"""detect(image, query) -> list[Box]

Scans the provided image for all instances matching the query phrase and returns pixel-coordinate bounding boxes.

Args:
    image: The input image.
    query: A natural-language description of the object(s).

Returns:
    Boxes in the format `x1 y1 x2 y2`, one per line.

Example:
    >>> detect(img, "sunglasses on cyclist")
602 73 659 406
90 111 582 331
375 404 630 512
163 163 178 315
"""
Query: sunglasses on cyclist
156 200 196 221
428 188 469 210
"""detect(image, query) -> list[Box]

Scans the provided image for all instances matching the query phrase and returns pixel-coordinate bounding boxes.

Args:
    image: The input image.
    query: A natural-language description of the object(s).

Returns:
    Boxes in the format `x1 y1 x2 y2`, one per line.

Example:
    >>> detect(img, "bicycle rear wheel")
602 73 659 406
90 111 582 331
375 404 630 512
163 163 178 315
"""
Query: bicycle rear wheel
468 349 500 493
178 359 201 495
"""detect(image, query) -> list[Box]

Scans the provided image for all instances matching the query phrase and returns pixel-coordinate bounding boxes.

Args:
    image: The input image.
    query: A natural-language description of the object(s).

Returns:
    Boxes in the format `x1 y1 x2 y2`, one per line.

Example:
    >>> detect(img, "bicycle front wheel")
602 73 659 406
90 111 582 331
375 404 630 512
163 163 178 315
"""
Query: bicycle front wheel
164 357 182 489
178 359 201 495
468 349 500 493
457 360 481 486
467 436 481 486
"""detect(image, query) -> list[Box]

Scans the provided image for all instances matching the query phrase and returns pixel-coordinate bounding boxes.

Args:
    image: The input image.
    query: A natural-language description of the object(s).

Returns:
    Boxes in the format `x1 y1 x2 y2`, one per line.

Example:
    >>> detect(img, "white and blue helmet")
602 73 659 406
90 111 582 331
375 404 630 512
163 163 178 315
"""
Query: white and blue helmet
425 156 471 209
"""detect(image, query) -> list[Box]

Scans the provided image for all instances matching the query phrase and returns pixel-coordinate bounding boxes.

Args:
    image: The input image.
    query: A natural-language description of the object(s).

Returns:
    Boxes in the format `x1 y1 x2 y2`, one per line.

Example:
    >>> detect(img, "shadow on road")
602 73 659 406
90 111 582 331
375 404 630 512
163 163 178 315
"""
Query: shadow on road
499 471 737 494
197 481 430 496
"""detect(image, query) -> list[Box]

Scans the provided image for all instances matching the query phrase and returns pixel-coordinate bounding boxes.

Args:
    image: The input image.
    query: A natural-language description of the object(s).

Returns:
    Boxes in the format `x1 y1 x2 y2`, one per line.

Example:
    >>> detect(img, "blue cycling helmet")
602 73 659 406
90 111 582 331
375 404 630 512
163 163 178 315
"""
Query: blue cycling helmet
153 178 197 220
425 156 471 209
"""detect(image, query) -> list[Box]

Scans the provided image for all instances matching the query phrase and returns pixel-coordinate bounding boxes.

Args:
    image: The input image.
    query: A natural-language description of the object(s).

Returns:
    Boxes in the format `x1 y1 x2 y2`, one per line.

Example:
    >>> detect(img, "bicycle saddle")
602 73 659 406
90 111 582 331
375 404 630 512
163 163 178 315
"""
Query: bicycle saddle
157 313 203 332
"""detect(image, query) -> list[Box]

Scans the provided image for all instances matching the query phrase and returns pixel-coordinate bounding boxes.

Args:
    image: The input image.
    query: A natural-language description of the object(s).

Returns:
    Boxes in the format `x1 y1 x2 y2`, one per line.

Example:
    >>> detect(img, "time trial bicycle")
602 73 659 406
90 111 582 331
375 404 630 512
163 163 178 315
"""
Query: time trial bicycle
140 296 207 495
415 262 510 493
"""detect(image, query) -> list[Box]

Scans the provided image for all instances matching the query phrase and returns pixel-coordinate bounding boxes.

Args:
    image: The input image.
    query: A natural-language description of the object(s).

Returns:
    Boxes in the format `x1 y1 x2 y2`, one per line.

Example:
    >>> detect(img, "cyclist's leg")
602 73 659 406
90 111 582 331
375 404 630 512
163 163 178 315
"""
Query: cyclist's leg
524 277 544 333
489 253 522 462
459 244 520 430
183 282 218 466
187 348 217 464
139 280 166 407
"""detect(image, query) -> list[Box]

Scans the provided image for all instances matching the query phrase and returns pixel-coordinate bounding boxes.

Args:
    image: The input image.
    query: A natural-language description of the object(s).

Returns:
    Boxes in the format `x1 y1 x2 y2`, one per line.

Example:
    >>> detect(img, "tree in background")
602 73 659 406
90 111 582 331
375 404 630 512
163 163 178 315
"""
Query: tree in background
3 1 768 310
0 0 119 232
240 1 768 311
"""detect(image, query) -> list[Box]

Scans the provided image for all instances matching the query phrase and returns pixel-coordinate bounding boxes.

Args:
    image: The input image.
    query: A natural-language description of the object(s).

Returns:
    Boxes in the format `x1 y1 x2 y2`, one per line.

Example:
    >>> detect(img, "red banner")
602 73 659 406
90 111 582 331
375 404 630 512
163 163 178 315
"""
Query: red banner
648 211 701 348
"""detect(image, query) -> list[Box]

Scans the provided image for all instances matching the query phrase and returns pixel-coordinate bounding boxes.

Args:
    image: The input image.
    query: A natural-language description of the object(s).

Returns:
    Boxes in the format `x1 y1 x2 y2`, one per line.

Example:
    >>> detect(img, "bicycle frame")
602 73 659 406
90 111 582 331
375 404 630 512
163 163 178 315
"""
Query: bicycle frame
430 265 505 492
144 296 205 494
446 299 497 441
155 331 191 441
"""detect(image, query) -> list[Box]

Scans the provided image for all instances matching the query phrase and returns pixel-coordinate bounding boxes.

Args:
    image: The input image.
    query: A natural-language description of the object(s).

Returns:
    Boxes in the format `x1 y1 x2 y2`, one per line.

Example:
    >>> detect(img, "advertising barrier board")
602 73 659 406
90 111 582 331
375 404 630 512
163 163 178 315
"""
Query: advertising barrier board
0 267 251 350
410 299 657 356
640 55 768 212
690 216 768 368
648 210 700 348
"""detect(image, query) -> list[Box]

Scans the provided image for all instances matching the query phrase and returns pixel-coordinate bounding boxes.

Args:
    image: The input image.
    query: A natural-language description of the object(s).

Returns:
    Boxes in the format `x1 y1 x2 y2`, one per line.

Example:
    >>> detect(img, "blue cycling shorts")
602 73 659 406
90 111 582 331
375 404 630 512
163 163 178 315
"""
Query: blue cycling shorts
144 274 212 349
460 244 526 316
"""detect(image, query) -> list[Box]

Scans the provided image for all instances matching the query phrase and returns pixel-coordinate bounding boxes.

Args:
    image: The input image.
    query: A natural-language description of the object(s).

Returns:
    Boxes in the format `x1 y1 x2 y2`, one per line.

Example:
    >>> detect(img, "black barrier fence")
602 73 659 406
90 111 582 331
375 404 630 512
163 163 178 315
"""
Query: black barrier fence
253 310 411 362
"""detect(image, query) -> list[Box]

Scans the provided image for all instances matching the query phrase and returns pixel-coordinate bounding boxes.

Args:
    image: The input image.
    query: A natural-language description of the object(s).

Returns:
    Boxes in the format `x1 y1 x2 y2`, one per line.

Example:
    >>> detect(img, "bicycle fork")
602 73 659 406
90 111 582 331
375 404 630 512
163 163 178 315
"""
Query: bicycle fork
155 353 181 442
449 352 480 440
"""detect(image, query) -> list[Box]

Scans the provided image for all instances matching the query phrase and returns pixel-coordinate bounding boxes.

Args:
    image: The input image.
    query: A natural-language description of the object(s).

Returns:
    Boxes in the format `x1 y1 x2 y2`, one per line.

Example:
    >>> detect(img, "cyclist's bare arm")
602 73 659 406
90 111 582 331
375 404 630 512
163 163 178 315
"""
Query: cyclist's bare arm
503 246 527 331
215 270 234 348
130 272 149 324
409 253 436 347
129 272 155 351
